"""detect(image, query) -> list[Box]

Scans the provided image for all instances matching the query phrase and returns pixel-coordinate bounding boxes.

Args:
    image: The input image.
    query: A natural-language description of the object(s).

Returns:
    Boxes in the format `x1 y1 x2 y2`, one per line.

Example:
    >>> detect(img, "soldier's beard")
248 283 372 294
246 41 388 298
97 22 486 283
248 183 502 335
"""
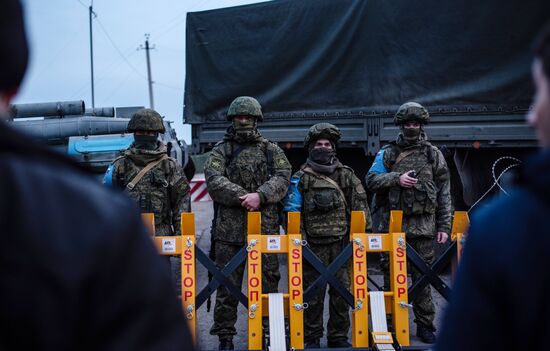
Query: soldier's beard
402 127 421 144
134 135 158 150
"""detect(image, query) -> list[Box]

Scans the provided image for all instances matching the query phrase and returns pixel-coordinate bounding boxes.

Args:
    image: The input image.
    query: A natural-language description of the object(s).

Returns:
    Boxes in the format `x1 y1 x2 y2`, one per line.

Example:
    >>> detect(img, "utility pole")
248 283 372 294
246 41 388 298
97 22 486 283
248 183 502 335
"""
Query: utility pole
139 34 155 109
89 4 96 108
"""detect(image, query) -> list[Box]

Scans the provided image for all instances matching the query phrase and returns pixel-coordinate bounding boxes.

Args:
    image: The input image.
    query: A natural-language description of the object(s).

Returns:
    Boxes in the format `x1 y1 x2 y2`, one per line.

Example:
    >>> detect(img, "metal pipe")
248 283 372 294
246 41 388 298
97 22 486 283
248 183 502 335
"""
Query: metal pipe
85 107 115 117
10 100 86 118
10 116 130 141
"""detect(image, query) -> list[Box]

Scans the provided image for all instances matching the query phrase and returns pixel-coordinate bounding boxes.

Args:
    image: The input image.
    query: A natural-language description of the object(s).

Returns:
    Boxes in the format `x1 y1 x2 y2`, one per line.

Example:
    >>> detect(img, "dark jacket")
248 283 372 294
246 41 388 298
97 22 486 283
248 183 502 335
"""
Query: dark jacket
0 121 193 350
436 151 550 351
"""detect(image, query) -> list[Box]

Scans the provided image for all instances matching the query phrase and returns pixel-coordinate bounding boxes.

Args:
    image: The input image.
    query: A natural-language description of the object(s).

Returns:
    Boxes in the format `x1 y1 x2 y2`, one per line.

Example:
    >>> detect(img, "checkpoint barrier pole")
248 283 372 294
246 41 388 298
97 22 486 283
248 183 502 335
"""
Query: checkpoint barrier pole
247 212 305 350
141 213 155 236
143 213 197 342
450 211 470 273
350 210 409 348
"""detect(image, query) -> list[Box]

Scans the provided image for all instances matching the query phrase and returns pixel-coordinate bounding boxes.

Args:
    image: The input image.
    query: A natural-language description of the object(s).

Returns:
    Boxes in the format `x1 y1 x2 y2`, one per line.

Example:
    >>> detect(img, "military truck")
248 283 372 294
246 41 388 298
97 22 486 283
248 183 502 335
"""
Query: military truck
9 100 193 179
184 0 550 208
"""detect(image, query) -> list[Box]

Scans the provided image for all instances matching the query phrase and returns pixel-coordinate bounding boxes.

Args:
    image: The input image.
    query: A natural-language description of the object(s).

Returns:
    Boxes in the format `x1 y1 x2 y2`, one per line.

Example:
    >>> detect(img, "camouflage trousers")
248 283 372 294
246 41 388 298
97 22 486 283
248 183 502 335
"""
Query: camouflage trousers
303 240 350 343
381 236 435 330
210 241 280 340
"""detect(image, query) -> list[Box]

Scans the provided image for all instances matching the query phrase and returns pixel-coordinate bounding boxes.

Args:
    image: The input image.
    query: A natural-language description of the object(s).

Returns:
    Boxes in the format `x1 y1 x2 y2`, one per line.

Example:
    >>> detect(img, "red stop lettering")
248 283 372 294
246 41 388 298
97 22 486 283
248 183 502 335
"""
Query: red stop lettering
396 274 407 285
250 277 260 288
183 277 194 288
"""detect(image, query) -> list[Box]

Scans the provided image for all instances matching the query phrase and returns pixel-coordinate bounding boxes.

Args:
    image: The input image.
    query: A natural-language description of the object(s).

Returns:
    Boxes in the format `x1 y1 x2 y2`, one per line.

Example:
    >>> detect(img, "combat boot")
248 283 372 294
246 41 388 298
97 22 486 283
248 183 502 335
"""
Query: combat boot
416 325 436 344
219 338 234 350
304 339 320 348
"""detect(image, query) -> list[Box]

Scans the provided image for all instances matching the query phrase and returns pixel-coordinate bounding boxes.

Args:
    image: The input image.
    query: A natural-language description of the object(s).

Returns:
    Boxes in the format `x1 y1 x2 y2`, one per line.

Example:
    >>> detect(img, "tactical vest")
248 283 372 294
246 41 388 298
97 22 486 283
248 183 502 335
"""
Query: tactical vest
212 138 279 247
222 140 274 191
386 143 438 216
115 156 174 235
300 168 348 240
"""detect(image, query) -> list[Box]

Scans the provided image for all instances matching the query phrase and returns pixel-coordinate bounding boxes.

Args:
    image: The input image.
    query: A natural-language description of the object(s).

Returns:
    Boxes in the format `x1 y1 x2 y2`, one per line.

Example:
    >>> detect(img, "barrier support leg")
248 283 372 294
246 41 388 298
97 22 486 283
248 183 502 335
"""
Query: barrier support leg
248 212 263 350
288 234 304 349
389 210 409 346
350 211 369 348
141 213 155 236
451 211 469 264
287 212 304 349
181 213 196 343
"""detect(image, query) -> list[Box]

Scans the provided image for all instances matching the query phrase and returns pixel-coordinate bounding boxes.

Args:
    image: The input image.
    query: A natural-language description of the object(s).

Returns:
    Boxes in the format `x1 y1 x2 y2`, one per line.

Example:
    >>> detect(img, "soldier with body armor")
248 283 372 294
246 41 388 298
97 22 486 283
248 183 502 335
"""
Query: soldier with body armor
103 108 191 290
283 123 372 349
366 102 452 344
204 96 291 350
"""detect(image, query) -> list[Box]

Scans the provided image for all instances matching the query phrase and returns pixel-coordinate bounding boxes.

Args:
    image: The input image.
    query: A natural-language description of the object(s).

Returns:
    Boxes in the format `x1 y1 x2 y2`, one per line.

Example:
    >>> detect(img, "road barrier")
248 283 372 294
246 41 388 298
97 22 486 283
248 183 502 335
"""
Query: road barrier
140 210 470 350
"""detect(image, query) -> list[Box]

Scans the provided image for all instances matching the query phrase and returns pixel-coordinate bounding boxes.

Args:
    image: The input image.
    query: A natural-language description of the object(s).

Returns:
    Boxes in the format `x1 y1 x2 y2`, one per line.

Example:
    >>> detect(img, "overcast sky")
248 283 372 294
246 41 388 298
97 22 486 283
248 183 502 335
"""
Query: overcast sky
15 0 269 144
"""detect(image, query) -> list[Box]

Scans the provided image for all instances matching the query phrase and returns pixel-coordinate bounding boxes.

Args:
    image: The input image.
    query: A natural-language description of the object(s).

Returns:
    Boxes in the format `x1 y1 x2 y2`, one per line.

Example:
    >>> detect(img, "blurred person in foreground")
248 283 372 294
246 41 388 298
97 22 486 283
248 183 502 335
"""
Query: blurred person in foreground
436 24 550 351
0 1 193 349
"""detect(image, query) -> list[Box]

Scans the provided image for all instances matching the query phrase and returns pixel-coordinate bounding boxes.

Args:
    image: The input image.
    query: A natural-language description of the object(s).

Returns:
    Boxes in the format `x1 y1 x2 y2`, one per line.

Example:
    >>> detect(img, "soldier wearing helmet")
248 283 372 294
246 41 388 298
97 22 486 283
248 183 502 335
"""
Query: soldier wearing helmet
366 102 452 344
204 96 291 350
283 123 372 348
104 108 191 290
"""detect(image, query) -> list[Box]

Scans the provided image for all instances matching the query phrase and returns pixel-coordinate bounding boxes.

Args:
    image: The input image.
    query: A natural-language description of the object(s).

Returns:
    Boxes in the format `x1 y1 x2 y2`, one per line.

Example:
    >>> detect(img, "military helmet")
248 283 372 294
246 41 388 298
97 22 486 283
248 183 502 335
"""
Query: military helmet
304 123 342 149
127 108 165 133
226 96 263 121
394 102 430 125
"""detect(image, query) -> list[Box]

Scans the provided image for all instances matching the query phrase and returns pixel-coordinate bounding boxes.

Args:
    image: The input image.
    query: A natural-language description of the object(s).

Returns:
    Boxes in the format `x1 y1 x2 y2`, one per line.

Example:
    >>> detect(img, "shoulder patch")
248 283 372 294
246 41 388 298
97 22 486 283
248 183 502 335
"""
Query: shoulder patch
207 157 224 172
275 154 290 168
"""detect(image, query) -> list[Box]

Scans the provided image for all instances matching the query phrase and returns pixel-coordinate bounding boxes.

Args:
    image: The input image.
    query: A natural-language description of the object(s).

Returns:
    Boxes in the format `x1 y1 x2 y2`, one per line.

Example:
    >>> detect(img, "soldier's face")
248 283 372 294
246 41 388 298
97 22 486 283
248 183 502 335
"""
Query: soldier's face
233 115 253 124
403 121 420 129
134 131 157 136
313 139 333 150
528 59 550 149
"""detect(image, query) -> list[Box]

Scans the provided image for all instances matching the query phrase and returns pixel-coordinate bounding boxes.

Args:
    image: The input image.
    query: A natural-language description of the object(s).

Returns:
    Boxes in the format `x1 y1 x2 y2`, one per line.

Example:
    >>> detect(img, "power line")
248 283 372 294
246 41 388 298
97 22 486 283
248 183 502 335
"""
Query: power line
75 0 88 9
156 81 183 92
154 0 214 40
95 17 147 80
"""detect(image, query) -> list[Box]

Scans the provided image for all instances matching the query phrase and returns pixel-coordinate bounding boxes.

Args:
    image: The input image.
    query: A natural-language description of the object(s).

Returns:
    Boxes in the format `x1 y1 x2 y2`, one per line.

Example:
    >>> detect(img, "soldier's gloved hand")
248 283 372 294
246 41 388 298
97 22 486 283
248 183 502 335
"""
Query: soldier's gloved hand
437 232 449 244
239 193 261 211
399 170 418 188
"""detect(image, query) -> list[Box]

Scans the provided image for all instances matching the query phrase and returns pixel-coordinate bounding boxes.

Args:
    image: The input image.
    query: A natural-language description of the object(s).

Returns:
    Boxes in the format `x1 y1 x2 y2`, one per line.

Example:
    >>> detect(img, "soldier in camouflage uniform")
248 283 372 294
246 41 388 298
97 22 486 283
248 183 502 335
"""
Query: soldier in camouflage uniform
284 123 372 349
103 108 191 291
366 102 451 344
204 96 291 350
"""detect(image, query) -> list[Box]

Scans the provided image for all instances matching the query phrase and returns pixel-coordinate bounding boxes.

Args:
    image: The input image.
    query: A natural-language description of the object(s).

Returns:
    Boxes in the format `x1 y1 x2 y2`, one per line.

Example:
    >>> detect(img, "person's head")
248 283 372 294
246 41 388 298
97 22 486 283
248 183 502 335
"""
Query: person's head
0 0 29 113
529 23 550 149
304 123 341 164
313 138 333 150
227 96 263 138
127 108 165 150
394 102 429 144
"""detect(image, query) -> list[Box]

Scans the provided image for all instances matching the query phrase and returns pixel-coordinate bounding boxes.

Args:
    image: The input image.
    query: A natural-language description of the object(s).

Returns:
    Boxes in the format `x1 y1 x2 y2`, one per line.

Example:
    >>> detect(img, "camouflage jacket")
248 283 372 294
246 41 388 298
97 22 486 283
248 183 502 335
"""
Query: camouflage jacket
104 143 191 236
204 130 291 244
284 162 373 244
366 135 452 237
